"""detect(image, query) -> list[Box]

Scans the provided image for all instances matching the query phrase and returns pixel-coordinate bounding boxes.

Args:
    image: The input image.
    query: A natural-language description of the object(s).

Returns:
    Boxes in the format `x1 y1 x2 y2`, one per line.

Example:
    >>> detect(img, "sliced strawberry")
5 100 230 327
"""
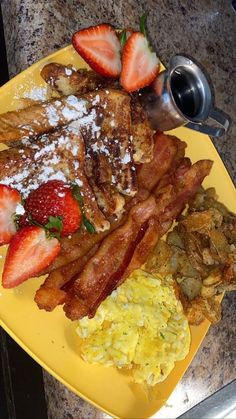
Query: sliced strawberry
2 226 61 288
120 32 160 92
25 180 81 236
72 24 121 78
0 184 21 245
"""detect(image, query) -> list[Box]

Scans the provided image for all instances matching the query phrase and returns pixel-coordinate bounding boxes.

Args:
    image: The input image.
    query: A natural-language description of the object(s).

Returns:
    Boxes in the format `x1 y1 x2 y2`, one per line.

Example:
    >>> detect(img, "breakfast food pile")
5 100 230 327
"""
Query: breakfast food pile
0 17 235 386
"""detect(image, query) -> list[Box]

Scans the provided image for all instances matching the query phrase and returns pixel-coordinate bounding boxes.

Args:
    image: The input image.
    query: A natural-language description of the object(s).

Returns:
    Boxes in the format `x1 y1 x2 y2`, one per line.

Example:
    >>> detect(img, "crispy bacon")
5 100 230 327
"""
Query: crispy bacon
34 244 100 311
137 132 178 191
63 196 157 320
64 159 213 320
156 160 213 221
43 215 126 273
120 218 172 283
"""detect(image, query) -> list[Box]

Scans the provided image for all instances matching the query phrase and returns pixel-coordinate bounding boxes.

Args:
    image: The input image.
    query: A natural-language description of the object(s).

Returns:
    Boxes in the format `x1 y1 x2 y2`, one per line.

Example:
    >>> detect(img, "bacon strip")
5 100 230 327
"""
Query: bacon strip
64 159 213 320
156 159 213 221
34 244 99 311
63 196 157 320
137 132 179 191
43 215 126 274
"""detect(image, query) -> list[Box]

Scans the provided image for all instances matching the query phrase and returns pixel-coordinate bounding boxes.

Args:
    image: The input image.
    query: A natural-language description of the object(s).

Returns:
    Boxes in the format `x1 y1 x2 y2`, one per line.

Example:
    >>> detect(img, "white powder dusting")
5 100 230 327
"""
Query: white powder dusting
65 68 73 76
46 105 60 127
100 144 110 156
15 203 25 215
0 121 85 197
61 106 80 120
34 143 56 159
23 86 48 101
73 161 79 170
55 100 62 107
75 178 83 187
121 152 131 164
69 109 101 136
92 94 100 105
91 143 99 153
71 145 78 156
49 155 60 165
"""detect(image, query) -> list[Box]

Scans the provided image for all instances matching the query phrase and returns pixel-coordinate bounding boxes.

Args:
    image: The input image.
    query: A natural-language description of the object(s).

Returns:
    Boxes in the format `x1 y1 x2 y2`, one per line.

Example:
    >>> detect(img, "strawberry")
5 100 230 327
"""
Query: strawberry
120 32 160 92
24 180 82 236
72 24 121 78
2 226 61 288
0 184 21 245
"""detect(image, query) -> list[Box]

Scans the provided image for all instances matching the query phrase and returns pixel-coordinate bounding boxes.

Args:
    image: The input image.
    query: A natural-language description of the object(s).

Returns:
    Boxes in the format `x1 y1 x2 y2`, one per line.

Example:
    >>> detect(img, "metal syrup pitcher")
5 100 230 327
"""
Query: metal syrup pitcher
141 55 230 137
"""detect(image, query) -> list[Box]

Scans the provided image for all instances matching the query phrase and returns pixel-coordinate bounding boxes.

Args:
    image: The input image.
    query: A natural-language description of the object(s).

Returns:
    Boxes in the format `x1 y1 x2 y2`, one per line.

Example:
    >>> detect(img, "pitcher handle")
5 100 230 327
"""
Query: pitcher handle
186 108 231 138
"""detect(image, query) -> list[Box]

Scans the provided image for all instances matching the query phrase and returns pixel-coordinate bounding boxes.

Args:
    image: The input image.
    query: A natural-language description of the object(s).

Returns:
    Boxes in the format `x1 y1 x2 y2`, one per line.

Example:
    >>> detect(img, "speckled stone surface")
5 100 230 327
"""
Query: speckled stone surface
1 1 236 418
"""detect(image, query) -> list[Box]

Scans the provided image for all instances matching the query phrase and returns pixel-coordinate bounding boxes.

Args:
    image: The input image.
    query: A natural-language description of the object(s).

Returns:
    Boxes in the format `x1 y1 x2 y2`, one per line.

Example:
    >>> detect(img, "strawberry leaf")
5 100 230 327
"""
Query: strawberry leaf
72 184 95 233
45 215 63 232
83 215 96 234
120 31 127 48
139 12 148 38
72 184 84 207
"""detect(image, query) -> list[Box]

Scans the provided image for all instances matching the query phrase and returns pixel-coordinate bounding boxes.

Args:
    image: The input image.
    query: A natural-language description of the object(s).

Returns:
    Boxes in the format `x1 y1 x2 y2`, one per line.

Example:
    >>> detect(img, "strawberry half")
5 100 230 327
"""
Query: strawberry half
120 32 160 92
24 180 81 236
72 24 121 78
2 226 61 288
0 184 21 245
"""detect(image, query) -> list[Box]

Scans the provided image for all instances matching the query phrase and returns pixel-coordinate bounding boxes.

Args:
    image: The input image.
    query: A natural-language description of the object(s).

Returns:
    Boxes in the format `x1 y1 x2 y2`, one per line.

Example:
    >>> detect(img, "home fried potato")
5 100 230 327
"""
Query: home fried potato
146 187 236 325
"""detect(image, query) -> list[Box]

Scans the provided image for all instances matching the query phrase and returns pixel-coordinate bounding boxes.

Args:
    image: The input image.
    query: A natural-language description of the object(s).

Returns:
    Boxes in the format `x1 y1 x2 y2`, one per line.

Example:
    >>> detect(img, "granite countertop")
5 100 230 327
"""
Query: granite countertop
1 0 236 418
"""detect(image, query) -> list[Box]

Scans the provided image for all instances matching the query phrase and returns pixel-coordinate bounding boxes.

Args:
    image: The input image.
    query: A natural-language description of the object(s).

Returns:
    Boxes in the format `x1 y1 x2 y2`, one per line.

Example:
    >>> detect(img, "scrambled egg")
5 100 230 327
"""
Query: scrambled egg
76 269 190 386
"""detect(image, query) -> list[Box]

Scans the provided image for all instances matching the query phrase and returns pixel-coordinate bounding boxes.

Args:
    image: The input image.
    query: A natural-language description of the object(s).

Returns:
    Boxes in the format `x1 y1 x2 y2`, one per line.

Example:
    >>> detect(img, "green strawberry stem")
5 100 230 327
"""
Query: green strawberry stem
72 183 96 234
139 12 148 38
120 31 127 48
82 215 96 234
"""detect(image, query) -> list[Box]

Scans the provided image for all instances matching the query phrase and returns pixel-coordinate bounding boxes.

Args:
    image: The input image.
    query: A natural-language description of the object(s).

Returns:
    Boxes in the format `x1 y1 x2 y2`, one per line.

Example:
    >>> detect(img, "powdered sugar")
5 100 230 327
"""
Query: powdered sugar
65 68 73 76
121 152 131 164
73 161 79 170
46 105 60 127
75 178 83 187
34 143 56 159
0 122 84 197
69 108 101 137
15 203 25 215
92 94 100 106
22 86 48 101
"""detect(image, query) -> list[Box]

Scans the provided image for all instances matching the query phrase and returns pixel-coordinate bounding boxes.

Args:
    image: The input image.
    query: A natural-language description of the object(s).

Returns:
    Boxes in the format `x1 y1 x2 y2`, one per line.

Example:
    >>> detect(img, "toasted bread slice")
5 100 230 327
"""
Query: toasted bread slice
41 63 118 96
0 125 110 232
130 96 155 163
40 63 155 164
0 89 137 218
77 88 137 197
0 94 89 144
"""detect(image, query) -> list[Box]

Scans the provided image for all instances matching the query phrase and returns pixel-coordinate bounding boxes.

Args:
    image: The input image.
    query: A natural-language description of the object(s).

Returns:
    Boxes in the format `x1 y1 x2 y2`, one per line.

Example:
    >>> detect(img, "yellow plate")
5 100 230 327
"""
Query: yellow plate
0 45 235 419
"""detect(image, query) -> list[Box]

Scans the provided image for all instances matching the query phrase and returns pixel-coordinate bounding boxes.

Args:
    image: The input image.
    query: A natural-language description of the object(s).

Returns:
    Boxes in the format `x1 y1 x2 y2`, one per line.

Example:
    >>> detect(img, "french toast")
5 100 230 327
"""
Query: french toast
0 88 138 220
40 63 118 96
0 94 89 144
40 63 155 164
0 124 110 232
